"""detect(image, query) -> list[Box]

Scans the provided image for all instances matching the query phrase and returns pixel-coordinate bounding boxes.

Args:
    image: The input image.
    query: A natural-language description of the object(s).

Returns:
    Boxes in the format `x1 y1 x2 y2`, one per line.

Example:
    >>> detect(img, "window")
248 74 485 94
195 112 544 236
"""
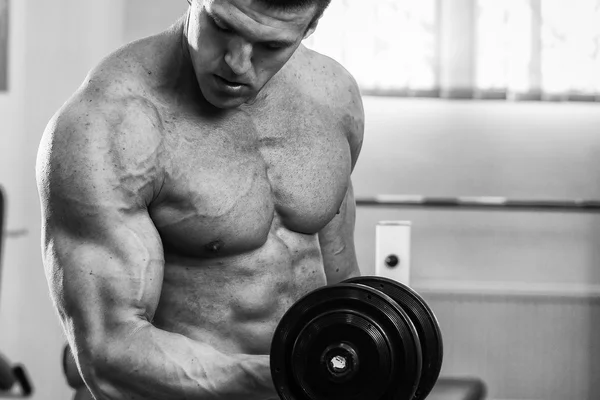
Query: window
304 0 600 101
303 0 438 96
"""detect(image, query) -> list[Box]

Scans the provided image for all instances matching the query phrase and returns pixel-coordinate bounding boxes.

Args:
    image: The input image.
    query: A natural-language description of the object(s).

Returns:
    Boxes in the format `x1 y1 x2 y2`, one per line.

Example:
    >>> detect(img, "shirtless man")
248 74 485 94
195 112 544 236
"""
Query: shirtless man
36 0 364 399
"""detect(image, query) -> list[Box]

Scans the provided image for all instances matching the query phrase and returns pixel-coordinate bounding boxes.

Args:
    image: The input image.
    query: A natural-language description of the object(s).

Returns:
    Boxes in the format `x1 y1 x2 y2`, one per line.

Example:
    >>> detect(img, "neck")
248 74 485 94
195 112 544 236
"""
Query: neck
175 13 220 113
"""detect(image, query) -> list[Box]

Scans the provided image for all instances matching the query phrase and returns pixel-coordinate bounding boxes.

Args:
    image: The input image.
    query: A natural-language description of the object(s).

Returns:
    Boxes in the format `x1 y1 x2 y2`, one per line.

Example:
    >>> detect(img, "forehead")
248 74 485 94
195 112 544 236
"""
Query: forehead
205 0 316 32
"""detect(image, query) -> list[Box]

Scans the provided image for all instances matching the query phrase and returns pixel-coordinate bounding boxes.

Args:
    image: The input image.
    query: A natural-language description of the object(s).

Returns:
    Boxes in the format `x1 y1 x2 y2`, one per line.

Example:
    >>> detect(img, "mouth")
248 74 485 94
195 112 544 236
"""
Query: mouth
214 74 246 88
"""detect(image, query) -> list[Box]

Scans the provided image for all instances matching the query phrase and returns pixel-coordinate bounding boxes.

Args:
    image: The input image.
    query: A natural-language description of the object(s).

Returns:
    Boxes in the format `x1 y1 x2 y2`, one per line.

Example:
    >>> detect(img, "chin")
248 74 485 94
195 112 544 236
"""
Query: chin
208 95 248 110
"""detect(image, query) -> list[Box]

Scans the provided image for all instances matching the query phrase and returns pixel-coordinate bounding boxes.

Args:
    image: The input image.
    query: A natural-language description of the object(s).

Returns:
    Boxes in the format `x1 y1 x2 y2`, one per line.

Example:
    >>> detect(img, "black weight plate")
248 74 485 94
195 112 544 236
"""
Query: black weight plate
344 276 443 400
271 283 422 400
293 309 392 399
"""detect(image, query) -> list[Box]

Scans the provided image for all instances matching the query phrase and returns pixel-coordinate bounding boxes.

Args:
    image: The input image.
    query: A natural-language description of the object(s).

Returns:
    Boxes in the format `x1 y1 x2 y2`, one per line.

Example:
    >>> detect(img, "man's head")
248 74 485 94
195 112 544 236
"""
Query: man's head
185 0 331 109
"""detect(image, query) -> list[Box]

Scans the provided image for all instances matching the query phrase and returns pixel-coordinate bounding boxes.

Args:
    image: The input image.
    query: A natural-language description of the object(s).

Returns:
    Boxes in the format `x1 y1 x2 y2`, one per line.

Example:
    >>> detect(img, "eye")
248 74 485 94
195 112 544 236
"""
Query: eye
211 18 231 33
216 24 231 33
262 42 285 52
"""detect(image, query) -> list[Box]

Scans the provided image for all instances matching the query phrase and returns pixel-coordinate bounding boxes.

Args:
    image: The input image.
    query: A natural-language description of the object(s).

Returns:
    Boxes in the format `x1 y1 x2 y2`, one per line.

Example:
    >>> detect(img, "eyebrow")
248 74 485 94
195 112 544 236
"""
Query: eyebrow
208 11 297 47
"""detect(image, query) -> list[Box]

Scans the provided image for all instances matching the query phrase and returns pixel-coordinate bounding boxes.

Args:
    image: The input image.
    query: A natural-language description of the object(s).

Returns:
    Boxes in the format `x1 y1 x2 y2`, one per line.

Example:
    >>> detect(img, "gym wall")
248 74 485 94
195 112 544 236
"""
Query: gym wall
0 1 124 400
352 98 600 400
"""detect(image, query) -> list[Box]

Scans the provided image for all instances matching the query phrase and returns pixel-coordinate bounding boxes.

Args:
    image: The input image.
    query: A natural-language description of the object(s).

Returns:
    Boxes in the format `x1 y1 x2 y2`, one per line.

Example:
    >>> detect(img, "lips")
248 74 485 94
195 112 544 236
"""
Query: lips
214 74 245 87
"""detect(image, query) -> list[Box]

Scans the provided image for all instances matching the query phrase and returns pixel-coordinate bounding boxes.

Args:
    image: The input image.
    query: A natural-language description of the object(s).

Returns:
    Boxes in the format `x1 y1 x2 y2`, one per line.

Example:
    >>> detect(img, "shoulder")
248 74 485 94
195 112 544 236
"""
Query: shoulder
293 45 362 110
295 45 365 167
36 58 166 210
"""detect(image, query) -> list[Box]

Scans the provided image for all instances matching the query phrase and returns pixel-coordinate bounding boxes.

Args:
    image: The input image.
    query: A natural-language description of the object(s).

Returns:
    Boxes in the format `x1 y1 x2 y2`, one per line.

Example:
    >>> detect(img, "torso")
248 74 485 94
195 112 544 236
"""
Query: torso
88 25 355 356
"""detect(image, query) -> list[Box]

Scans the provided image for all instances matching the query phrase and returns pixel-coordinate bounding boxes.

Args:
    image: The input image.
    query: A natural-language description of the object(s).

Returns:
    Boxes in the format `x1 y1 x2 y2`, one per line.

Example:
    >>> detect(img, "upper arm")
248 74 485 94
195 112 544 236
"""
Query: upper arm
342 70 365 172
319 66 365 284
36 94 165 361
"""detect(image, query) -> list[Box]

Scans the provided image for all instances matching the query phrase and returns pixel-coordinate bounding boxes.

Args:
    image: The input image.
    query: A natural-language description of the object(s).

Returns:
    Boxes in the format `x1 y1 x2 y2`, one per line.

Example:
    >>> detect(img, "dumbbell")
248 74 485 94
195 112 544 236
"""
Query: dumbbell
270 276 443 400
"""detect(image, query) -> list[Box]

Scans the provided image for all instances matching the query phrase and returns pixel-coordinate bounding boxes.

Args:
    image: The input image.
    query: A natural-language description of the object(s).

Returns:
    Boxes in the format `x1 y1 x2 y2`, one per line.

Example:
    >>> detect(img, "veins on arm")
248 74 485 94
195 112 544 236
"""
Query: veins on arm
319 71 365 285
36 90 166 363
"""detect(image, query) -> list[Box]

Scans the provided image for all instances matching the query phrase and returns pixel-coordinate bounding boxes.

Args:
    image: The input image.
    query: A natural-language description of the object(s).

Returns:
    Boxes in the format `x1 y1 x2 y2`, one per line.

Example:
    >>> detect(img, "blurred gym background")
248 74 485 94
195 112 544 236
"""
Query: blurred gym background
0 0 599 399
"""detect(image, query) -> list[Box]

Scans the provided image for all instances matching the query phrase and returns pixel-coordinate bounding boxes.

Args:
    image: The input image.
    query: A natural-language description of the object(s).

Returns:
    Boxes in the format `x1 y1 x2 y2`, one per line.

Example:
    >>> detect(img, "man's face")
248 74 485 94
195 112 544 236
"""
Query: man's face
187 0 316 109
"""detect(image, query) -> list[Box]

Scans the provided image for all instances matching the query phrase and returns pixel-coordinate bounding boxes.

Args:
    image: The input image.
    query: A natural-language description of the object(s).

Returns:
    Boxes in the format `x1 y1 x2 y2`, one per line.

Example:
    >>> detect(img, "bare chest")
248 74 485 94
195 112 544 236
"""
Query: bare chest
151 105 352 257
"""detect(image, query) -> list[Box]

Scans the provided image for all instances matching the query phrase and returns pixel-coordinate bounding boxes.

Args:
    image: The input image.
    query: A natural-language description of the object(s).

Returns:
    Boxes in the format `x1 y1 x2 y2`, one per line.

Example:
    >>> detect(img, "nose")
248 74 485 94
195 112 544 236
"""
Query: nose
224 36 253 77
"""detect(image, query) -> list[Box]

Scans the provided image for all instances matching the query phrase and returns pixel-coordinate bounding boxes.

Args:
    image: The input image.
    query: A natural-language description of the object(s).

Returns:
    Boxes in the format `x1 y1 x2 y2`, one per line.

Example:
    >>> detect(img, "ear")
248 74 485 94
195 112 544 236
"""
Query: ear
303 21 318 39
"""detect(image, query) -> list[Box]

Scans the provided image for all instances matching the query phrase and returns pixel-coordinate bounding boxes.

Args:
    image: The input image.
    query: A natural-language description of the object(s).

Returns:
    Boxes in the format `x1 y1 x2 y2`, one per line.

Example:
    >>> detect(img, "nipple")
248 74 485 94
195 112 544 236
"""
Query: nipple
205 240 224 253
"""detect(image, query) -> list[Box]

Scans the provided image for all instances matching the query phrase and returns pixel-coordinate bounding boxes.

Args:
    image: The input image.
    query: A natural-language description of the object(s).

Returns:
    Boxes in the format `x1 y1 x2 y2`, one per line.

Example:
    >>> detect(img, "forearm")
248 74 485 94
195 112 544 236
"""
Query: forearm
84 322 276 400
320 182 361 285
326 263 361 285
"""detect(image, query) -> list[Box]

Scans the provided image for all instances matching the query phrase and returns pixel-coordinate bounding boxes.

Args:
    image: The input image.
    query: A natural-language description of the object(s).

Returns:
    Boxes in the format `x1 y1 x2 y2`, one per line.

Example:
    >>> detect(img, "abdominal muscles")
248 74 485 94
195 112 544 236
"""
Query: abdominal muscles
152 223 327 355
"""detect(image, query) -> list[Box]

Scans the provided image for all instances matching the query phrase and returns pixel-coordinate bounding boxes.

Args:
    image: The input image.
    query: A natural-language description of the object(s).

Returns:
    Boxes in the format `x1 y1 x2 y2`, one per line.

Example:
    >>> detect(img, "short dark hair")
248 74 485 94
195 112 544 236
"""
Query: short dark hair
187 0 331 30
256 0 332 26
187 0 331 27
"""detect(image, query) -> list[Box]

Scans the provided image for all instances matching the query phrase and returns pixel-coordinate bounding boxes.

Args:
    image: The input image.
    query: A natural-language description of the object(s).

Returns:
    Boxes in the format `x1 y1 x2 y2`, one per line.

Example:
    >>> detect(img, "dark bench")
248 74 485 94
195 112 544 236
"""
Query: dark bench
428 377 487 400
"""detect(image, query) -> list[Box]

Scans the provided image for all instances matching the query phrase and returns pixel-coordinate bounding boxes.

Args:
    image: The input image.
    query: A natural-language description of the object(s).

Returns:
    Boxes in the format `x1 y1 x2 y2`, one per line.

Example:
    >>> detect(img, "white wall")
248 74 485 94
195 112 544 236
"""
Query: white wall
352 98 600 399
354 98 600 287
0 0 28 376
0 1 124 399
123 0 188 43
